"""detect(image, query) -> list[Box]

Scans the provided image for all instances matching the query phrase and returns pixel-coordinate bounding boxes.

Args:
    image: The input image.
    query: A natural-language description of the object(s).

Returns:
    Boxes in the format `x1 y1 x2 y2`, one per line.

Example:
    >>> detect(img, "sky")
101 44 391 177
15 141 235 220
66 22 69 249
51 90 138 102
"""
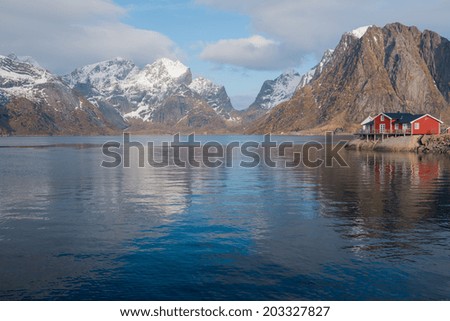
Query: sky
1 0 449 109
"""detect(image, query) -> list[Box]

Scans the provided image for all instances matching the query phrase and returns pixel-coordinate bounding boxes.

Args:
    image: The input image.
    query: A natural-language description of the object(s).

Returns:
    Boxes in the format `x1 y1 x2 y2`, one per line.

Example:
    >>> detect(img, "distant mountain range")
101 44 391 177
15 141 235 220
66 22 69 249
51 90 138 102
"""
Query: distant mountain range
1 22 449 135
63 57 239 133
0 54 119 135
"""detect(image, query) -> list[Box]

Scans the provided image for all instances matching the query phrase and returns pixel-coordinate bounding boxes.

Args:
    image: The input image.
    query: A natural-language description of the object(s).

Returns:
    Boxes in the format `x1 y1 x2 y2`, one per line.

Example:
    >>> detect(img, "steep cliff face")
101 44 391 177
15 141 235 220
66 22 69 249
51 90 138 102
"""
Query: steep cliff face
248 23 450 134
249 70 302 111
420 30 450 102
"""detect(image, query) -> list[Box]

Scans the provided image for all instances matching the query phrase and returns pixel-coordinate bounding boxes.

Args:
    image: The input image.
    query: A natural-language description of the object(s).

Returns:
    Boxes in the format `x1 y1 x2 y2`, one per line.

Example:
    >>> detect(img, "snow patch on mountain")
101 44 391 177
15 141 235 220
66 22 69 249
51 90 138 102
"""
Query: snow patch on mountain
0 54 53 85
189 77 234 118
121 59 193 120
189 77 216 95
297 49 334 88
156 58 190 79
63 57 137 94
346 25 373 39
65 57 235 122
250 70 302 110
250 46 336 112
0 54 56 102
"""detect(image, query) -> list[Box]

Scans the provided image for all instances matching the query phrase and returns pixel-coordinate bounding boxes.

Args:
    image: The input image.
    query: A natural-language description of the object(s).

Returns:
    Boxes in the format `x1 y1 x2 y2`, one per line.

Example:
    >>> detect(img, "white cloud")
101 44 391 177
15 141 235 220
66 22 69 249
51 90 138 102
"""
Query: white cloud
0 0 180 74
196 0 450 70
200 35 297 70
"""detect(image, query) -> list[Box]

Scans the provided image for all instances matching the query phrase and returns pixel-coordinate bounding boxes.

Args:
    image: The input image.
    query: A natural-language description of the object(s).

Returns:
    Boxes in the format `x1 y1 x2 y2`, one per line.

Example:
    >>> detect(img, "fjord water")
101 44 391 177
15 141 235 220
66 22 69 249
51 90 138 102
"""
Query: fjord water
0 136 449 300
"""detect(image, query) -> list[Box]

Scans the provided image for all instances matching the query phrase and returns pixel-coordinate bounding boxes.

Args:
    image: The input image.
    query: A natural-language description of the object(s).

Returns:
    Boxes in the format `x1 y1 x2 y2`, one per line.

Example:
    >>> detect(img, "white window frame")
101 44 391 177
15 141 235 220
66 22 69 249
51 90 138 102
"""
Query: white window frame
414 122 420 130
380 115 385 121
380 124 386 133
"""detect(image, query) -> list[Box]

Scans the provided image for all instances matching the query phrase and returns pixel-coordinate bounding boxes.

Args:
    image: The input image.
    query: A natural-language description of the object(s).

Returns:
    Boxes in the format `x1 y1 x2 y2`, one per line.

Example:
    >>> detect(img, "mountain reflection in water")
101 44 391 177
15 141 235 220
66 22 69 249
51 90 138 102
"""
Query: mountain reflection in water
0 136 449 300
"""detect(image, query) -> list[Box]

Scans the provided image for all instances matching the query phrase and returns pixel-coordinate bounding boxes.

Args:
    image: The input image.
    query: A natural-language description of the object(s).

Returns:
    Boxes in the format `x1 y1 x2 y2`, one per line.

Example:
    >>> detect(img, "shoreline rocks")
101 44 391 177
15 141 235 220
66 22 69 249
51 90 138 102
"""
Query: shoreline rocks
346 134 450 155
418 134 450 154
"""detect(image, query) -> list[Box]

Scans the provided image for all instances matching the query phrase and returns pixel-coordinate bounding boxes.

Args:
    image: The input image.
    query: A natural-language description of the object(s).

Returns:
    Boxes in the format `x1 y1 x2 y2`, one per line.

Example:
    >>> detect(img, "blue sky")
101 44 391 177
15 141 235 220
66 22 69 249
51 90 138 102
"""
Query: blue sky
1 0 449 109
114 0 288 108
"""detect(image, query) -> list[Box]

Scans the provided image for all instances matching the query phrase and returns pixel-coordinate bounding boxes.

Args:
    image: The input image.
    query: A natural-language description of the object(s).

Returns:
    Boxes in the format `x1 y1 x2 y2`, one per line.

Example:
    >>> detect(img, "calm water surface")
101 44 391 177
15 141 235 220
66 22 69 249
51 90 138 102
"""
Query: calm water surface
0 135 449 300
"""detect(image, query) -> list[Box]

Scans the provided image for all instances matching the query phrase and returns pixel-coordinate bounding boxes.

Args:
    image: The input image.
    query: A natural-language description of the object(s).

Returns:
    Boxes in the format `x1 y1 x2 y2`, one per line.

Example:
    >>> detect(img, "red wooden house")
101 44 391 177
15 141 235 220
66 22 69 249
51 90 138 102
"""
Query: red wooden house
363 112 443 135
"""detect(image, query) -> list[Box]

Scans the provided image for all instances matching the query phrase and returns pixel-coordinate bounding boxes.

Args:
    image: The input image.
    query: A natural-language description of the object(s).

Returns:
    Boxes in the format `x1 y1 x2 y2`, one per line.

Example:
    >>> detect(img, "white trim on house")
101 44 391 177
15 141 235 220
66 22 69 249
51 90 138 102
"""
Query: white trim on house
360 116 373 126
373 113 393 120
410 114 444 124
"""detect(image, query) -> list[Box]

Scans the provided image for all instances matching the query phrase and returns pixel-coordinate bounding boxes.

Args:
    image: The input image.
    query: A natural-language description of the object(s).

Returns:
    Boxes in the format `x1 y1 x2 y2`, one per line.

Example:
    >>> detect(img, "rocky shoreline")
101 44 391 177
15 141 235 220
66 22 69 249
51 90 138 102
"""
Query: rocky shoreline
418 135 450 154
346 134 450 155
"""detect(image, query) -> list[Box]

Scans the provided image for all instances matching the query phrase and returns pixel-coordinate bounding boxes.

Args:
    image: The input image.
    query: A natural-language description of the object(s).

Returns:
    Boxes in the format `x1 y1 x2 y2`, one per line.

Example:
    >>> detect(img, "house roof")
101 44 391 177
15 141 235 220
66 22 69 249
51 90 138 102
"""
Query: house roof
384 112 425 123
360 116 373 125
365 112 443 126
410 114 444 124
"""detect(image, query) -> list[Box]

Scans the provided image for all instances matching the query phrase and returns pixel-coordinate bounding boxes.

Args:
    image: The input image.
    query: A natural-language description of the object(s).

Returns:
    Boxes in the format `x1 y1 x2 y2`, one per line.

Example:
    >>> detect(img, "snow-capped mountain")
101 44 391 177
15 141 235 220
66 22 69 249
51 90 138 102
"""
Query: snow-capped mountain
64 57 137 95
297 49 335 89
247 23 450 134
247 26 374 115
0 54 56 101
64 58 236 123
249 70 302 111
248 48 336 113
121 58 194 120
296 26 374 89
0 54 122 135
247 25 377 115
346 25 373 39
189 77 234 119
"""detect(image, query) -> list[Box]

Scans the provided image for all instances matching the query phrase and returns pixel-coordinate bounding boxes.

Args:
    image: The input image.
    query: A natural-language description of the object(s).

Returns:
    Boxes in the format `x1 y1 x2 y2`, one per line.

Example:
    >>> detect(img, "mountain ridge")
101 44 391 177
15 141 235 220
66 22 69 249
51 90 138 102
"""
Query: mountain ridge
247 23 450 134
2 22 450 136
0 54 121 136
64 57 239 131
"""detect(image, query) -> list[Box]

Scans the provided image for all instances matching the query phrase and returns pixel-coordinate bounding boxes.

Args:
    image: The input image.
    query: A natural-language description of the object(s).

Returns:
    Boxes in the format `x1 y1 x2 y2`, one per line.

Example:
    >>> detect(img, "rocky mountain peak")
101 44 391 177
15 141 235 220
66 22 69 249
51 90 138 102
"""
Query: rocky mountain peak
247 22 450 134
297 49 335 89
189 77 234 118
0 54 122 136
346 25 373 39
249 70 302 111
189 77 216 93
63 57 137 92
63 56 237 127
152 58 190 78
0 54 54 88
141 58 192 86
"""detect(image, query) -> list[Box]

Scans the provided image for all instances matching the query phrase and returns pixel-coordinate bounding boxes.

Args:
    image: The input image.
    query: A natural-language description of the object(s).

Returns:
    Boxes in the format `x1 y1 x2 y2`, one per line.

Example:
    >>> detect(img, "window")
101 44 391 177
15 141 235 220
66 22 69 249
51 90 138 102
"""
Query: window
380 115 385 121
395 124 399 130
380 124 386 133
414 122 420 130
403 124 409 131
